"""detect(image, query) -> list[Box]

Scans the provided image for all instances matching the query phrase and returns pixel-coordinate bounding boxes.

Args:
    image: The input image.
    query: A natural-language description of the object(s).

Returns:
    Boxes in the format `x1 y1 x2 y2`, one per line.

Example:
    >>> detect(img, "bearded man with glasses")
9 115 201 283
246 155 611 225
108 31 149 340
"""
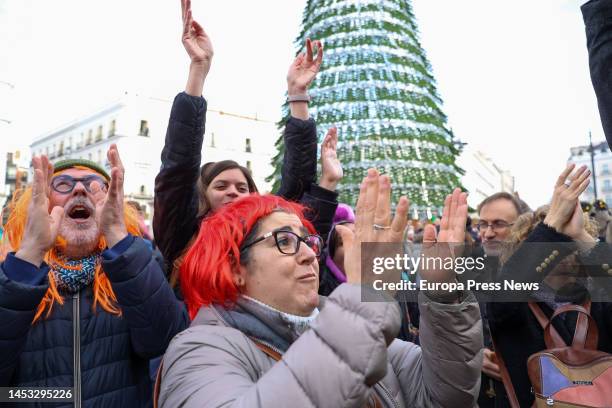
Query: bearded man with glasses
0 145 188 407
477 192 522 257
470 191 523 407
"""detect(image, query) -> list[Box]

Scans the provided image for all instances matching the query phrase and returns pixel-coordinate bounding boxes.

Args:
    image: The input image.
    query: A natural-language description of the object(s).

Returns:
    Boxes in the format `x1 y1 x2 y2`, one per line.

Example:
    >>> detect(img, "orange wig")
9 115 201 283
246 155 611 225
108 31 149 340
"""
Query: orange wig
180 194 314 320
0 166 142 322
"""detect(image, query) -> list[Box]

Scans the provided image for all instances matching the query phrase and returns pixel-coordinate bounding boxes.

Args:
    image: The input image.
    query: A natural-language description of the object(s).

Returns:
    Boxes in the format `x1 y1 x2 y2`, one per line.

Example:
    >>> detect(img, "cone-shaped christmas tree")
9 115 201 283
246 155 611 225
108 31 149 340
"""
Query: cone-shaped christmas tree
268 0 463 216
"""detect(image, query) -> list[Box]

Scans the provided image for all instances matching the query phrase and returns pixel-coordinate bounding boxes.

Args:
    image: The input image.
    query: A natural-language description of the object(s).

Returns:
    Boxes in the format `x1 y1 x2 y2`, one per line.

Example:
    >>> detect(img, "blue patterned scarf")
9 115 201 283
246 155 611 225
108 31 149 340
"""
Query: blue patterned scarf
50 252 100 293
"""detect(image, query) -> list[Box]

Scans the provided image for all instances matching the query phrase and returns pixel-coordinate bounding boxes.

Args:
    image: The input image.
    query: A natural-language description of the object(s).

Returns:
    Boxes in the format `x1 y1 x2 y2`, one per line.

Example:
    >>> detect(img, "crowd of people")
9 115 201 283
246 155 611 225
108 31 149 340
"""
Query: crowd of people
1 0 612 407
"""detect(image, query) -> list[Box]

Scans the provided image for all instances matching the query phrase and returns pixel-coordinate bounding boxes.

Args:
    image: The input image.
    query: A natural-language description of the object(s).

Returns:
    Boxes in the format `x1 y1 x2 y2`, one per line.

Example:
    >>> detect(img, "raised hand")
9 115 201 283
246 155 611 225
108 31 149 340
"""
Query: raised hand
436 188 469 245
421 188 468 286
287 38 323 96
543 164 591 238
336 169 409 284
91 144 128 248
181 0 213 96
16 156 64 266
319 127 343 191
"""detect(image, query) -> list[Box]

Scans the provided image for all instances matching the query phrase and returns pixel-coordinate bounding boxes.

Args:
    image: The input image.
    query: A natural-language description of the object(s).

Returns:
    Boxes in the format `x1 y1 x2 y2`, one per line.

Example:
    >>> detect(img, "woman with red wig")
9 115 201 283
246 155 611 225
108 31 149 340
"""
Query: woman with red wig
157 169 483 408
154 0 341 282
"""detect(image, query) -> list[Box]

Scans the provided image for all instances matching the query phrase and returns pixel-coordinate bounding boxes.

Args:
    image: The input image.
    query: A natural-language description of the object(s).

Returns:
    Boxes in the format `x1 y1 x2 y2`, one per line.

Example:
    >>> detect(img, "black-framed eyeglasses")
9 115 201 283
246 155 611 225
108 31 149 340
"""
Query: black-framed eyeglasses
241 229 323 257
51 174 109 194
476 220 514 232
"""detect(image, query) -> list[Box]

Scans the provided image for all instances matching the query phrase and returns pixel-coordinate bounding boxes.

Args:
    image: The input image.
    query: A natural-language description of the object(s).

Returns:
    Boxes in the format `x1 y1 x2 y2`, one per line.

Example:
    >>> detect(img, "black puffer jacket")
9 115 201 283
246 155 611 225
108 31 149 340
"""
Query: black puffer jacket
153 92 337 273
583 0 612 151
0 236 189 407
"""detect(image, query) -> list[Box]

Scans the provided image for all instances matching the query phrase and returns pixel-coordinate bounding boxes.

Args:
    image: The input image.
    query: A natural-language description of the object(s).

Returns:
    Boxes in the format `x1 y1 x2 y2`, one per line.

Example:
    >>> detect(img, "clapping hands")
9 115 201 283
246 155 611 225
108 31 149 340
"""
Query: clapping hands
319 127 343 191
336 169 409 285
90 144 128 248
543 164 592 241
15 156 65 266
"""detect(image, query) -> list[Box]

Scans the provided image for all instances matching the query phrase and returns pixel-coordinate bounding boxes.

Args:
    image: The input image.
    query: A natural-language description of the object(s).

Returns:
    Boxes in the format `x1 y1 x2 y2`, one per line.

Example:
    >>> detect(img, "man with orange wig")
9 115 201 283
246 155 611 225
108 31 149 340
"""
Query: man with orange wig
0 145 188 407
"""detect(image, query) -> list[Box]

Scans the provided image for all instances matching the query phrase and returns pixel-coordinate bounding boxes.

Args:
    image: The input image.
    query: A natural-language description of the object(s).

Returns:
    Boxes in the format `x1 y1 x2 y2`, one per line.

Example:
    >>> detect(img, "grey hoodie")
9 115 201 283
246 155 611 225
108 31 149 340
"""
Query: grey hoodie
158 284 483 408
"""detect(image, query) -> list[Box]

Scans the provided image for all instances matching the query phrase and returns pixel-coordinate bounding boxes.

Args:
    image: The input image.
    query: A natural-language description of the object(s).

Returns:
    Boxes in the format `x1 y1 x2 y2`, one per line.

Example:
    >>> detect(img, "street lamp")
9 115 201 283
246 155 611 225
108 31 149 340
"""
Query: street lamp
589 131 598 201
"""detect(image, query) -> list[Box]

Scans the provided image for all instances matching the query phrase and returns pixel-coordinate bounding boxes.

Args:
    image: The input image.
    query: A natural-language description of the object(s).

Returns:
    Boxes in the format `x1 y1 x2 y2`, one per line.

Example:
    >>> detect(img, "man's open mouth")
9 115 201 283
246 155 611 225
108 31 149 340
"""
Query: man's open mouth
68 205 92 220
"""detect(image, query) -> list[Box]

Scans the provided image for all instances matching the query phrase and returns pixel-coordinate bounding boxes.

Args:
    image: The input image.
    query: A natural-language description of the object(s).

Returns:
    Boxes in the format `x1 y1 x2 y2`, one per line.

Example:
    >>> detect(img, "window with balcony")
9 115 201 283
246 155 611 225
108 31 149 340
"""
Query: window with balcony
96 125 103 142
109 119 116 137
139 120 149 137
87 130 93 145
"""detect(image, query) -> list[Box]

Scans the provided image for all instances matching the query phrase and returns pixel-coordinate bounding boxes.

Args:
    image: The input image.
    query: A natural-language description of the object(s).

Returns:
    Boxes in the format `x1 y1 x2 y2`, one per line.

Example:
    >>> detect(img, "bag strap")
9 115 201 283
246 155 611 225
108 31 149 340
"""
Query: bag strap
153 359 164 408
491 337 520 408
545 301 598 350
529 301 598 349
571 300 592 349
528 302 565 348
249 337 283 361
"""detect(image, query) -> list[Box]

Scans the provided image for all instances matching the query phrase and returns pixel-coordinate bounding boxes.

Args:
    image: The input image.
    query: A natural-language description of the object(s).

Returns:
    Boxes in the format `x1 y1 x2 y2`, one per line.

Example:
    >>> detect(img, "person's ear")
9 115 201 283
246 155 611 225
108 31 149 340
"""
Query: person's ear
234 265 247 288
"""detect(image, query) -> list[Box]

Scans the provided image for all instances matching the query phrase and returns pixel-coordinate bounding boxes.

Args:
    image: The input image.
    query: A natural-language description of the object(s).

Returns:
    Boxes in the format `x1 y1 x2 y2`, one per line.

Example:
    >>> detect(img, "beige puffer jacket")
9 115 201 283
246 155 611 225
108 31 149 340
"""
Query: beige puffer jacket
158 284 483 408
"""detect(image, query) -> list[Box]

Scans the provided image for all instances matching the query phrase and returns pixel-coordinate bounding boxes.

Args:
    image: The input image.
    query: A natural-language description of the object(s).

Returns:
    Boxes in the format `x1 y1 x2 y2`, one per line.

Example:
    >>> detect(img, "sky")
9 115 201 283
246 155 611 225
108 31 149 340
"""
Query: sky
0 0 603 208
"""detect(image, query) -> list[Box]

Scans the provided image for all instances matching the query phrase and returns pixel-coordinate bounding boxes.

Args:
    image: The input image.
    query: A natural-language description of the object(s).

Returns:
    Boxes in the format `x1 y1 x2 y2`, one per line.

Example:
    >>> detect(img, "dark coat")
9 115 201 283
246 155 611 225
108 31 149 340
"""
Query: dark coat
0 237 189 407
583 0 612 151
153 92 338 273
488 223 612 407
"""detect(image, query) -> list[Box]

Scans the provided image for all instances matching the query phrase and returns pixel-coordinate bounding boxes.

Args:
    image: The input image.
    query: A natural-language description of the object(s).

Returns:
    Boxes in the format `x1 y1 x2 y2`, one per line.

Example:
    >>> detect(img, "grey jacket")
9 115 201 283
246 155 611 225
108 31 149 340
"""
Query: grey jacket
158 284 483 408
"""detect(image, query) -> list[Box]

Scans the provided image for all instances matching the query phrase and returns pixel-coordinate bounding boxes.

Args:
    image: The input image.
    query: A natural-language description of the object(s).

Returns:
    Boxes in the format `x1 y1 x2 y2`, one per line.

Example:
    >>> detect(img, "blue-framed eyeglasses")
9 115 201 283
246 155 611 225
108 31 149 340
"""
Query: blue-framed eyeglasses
51 174 108 194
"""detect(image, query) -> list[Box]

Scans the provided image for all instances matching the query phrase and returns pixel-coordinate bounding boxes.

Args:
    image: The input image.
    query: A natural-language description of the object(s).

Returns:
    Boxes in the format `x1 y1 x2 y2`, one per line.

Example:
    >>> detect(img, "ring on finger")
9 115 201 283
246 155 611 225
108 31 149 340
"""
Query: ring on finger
373 224 391 230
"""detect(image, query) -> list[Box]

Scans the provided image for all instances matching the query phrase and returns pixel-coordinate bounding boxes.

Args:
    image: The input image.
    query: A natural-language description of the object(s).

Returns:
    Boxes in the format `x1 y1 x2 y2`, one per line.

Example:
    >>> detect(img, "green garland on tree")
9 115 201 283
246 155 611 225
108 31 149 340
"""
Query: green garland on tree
268 0 464 216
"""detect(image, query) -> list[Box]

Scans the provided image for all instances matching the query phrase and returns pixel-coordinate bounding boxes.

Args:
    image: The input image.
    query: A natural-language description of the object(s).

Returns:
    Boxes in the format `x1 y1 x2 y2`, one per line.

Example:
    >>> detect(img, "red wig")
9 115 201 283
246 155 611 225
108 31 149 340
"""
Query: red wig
180 194 314 319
